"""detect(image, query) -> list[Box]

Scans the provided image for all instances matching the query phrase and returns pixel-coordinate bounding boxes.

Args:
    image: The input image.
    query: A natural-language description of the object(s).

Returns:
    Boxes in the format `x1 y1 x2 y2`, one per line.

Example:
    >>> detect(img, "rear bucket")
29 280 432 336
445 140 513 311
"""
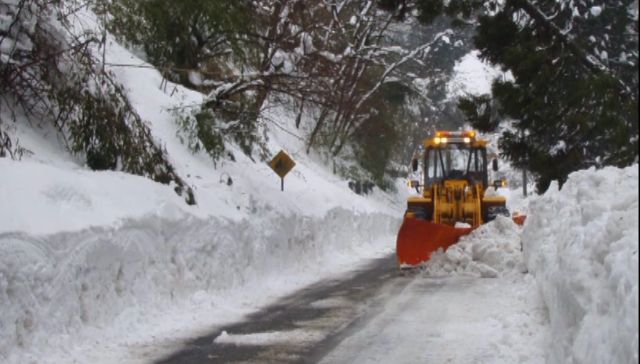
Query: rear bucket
396 217 474 267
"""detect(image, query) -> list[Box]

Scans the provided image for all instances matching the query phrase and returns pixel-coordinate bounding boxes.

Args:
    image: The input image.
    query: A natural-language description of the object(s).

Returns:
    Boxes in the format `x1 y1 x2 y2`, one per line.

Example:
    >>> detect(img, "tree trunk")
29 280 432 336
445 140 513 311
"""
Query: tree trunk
306 108 329 153
295 98 304 129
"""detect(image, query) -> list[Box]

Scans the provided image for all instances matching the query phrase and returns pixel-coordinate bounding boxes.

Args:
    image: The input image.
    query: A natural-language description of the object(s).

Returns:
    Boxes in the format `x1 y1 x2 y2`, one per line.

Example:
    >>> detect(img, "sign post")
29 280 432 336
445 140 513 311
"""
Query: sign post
268 150 296 191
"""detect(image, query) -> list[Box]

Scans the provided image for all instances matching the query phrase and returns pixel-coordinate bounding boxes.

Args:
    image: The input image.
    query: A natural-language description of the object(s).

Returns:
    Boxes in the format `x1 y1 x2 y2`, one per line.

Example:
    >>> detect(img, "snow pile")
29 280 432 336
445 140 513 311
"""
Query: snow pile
0 201 397 364
421 216 527 278
522 165 639 364
214 329 323 346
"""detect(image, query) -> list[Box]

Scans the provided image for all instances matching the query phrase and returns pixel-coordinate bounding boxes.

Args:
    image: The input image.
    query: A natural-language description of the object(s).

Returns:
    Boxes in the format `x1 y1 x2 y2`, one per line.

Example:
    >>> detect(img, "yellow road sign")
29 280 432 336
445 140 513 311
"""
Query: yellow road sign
268 150 296 179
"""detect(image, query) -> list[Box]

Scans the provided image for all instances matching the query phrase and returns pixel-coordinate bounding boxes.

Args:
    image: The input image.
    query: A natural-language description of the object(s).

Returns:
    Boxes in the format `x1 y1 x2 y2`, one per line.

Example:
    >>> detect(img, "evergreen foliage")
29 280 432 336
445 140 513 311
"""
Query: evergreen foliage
391 0 639 191
352 82 409 186
6 0 632 196
457 95 497 132
100 0 250 85
176 101 266 164
474 0 638 191
99 0 271 165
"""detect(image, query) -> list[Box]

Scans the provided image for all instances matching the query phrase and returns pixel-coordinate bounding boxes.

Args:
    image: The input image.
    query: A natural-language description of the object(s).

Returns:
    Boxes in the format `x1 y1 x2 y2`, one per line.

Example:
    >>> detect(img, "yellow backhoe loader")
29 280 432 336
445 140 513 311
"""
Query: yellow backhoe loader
396 130 525 268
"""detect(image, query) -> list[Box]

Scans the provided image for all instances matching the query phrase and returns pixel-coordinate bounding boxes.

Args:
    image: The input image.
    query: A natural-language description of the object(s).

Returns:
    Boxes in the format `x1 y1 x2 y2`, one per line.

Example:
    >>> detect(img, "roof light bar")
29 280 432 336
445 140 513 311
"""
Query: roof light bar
432 130 478 144
436 130 477 139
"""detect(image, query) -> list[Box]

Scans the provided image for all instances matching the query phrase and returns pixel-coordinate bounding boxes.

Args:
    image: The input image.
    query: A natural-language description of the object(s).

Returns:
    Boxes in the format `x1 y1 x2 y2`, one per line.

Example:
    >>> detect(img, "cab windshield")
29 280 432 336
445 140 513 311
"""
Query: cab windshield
424 144 487 186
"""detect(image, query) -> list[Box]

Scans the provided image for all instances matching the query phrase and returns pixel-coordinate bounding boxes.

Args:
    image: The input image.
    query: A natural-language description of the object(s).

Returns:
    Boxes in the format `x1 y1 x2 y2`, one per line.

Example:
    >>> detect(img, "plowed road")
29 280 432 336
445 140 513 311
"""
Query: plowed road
157 254 545 364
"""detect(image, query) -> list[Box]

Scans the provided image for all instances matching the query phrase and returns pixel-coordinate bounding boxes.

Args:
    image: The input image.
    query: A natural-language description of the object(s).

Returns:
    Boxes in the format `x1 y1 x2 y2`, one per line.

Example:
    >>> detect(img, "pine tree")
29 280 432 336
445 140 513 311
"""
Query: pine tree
392 0 638 191
473 0 638 191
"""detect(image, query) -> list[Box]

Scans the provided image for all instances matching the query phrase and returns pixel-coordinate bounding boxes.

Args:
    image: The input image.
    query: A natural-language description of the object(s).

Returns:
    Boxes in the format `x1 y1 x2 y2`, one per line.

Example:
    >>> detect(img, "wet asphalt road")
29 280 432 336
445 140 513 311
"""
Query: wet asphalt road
157 254 413 364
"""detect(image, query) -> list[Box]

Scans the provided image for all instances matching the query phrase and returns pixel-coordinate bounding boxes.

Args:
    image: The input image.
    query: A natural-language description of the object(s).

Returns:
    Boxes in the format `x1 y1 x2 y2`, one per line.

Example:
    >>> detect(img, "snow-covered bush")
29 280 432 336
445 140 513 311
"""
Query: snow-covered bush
522 165 639 363
0 0 193 203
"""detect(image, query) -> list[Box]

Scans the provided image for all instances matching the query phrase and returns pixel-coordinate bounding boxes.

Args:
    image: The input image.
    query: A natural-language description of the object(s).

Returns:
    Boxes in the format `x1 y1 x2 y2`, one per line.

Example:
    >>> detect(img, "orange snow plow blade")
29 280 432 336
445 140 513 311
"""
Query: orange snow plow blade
396 217 474 267
512 214 527 226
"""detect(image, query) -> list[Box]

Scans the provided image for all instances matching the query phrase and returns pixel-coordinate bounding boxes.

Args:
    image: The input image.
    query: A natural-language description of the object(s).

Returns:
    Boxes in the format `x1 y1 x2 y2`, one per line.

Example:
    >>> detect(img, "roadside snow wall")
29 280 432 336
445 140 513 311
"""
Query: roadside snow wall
522 165 639 364
0 209 398 363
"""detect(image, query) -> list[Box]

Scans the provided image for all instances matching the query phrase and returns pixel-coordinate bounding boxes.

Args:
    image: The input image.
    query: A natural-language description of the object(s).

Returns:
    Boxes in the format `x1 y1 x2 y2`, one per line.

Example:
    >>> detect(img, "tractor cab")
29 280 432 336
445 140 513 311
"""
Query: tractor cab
411 130 504 194
398 130 514 267
422 130 489 190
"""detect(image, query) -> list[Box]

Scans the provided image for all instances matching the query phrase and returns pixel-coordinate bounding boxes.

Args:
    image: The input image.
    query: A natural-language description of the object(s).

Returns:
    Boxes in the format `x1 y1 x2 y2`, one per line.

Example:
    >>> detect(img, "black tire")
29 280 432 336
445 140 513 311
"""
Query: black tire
485 206 510 222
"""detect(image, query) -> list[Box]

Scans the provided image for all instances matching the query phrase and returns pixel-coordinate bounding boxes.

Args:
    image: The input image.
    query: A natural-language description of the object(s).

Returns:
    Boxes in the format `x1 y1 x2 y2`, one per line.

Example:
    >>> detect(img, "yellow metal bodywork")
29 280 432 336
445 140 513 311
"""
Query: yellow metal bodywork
431 180 485 228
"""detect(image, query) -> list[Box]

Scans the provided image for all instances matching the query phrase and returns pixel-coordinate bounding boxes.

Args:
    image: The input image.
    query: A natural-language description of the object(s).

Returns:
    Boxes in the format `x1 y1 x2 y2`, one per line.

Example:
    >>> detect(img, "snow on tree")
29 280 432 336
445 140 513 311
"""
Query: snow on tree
0 0 194 204
385 0 638 191
99 0 462 187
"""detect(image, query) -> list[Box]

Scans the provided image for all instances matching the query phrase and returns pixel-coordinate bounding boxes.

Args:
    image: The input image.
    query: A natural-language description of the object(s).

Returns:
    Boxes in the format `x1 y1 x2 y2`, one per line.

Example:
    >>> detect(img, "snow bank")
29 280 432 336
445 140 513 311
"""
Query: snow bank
0 20 403 362
0 153 401 364
421 216 527 278
214 328 323 346
522 165 639 364
0 203 397 363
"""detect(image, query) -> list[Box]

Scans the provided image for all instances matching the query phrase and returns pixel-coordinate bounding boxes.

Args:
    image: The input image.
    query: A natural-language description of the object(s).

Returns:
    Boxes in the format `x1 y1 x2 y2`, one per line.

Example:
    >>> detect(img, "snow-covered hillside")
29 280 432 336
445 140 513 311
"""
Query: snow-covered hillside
0 10 403 364
1 4 637 363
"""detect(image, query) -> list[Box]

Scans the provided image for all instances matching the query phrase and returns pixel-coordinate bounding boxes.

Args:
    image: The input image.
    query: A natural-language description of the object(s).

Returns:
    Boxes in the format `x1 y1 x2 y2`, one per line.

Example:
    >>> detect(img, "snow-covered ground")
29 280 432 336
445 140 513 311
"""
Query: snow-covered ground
322 216 548 364
319 275 548 364
401 165 637 364
0 10 402 364
1 7 637 363
192 163 639 364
